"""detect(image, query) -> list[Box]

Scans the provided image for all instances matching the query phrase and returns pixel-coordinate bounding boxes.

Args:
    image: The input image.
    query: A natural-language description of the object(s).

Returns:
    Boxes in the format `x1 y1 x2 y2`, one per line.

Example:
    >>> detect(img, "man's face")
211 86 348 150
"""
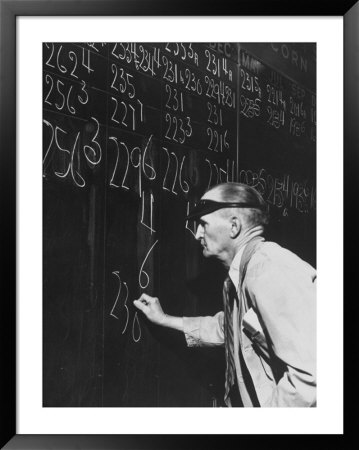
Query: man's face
195 210 231 262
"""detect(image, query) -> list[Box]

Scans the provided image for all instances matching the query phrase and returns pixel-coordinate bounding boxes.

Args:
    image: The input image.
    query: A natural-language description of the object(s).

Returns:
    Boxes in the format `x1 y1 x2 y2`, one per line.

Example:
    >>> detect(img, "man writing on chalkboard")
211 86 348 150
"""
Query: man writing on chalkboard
134 182 316 407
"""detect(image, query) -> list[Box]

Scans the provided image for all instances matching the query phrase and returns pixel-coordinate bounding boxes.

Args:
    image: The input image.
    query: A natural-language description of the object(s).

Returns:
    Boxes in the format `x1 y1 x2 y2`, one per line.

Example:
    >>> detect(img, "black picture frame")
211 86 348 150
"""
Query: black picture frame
1 1 355 448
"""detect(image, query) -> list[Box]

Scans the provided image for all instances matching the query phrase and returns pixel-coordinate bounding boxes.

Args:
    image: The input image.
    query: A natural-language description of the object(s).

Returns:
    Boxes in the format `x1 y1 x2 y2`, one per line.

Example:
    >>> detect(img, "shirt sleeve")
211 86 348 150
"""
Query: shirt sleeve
247 257 317 407
183 312 225 347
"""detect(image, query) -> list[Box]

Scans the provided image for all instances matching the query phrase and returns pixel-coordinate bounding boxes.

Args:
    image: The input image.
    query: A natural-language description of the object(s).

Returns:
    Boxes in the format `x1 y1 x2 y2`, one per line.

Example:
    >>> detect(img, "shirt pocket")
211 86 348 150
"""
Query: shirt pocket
243 344 273 384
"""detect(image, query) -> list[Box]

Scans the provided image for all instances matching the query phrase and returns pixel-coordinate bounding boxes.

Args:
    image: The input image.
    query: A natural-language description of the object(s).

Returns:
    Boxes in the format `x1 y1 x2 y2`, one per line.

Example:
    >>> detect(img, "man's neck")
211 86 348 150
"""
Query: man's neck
218 226 264 269
231 225 264 264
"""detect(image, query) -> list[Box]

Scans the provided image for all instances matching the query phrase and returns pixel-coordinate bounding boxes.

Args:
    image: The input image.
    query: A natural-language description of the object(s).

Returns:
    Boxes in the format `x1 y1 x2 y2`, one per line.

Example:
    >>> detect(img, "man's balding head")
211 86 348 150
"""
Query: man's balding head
202 183 269 229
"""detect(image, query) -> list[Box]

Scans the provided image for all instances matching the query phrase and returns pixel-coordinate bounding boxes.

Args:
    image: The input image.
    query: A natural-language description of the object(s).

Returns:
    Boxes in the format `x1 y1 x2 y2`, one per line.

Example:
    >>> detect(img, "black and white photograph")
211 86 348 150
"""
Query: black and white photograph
42 42 316 408
2 5 352 447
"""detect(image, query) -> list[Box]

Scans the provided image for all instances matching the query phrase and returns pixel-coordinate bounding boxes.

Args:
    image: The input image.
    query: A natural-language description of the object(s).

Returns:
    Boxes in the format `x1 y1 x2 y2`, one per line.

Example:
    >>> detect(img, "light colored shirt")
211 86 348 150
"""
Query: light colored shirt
183 241 316 407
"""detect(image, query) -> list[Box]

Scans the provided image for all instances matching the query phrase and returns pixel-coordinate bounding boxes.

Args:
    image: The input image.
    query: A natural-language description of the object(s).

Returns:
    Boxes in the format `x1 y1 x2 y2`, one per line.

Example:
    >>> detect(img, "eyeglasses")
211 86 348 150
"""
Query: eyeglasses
185 199 266 220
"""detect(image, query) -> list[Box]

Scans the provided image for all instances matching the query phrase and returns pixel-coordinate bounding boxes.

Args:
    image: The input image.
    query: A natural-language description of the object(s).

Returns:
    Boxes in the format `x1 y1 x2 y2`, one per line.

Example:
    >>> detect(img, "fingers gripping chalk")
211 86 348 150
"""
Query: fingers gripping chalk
133 293 166 326
139 293 154 305
134 293 153 310
133 299 148 314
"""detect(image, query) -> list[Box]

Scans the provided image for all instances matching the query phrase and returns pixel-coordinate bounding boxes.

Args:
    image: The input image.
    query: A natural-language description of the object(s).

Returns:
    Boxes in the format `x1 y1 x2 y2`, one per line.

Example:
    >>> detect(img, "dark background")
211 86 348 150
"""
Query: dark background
42 42 316 407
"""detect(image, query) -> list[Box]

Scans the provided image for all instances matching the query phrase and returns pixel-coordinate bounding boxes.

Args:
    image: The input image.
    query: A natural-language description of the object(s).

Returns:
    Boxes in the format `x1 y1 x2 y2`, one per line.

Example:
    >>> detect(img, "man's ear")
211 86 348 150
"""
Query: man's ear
230 216 241 238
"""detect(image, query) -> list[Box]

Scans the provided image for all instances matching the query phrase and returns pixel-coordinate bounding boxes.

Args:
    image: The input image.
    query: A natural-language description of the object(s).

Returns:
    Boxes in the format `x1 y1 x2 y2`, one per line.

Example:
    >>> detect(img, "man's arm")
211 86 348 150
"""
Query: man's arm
134 293 225 347
134 293 184 331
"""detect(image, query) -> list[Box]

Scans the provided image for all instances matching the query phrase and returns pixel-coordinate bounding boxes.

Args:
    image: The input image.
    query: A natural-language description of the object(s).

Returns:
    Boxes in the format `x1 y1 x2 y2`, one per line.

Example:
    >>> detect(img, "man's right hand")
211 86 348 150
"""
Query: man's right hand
134 294 184 332
133 293 167 326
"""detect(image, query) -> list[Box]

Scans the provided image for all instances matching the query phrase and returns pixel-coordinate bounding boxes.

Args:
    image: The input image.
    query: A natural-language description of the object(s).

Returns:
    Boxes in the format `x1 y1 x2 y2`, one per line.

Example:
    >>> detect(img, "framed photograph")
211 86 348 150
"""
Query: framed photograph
1 1 355 448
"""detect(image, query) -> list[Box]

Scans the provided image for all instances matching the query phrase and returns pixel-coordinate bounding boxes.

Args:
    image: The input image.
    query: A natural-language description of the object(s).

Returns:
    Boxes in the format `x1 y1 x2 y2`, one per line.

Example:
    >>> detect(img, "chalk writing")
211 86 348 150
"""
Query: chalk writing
164 113 192 145
132 313 142 343
43 43 316 409
239 48 315 142
44 43 94 78
110 64 136 98
138 239 158 289
110 271 142 342
44 74 89 115
165 43 199 65
239 168 314 214
185 201 197 237
140 190 156 234
110 272 129 329
241 69 262 98
110 97 144 131
240 95 261 119
165 84 184 112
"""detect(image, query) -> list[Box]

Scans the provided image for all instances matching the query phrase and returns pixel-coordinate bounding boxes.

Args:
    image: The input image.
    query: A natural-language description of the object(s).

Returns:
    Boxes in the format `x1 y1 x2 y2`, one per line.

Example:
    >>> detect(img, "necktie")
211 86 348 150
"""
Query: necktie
223 276 238 404
223 237 264 407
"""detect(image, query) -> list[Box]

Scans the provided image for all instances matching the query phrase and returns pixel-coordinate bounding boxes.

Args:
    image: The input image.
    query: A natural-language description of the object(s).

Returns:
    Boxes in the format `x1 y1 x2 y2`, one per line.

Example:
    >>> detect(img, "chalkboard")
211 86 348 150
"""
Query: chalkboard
43 42 316 407
237 44 316 266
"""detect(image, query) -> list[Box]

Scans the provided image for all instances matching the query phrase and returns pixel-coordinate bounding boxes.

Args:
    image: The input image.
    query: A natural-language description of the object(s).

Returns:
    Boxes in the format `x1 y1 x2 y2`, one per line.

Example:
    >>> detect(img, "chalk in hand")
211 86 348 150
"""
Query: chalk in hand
133 296 149 312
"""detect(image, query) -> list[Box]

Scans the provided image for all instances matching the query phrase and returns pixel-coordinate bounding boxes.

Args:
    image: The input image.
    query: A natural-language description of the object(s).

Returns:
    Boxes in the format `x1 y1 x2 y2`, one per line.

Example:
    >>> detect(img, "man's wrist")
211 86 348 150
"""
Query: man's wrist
162 314 183 332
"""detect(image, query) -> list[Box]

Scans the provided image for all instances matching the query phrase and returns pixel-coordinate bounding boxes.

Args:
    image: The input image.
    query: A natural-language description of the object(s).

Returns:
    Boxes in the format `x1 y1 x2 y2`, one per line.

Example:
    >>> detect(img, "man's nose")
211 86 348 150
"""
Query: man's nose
195 224 203 240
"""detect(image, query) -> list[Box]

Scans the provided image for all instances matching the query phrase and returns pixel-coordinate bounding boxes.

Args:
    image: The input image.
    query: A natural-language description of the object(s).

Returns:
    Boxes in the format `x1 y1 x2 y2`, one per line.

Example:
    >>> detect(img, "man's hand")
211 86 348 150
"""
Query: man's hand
134 294 184 331
133 293 167 326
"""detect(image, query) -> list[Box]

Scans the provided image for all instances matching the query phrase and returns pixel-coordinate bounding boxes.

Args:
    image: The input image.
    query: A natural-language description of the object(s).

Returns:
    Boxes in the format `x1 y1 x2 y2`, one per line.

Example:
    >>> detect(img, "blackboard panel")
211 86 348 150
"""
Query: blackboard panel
237 45 316 266
43 182 105 406
241 42 316 91
43 42 315 407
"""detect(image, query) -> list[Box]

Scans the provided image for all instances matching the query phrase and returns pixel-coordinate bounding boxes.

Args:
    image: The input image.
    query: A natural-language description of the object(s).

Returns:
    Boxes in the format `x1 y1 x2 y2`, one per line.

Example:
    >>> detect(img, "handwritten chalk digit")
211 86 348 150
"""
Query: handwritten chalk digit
83 117 102 165
54 126 71 179
185 202 197 237
138 239 158 289
179 155 189 194
43 119 55 177
56 45 67 74
142 135 156 181
141 190 156 234
70 132 85 188
132 312 142 343
121 282 130 334
110 271 122 319
110 272 130 334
